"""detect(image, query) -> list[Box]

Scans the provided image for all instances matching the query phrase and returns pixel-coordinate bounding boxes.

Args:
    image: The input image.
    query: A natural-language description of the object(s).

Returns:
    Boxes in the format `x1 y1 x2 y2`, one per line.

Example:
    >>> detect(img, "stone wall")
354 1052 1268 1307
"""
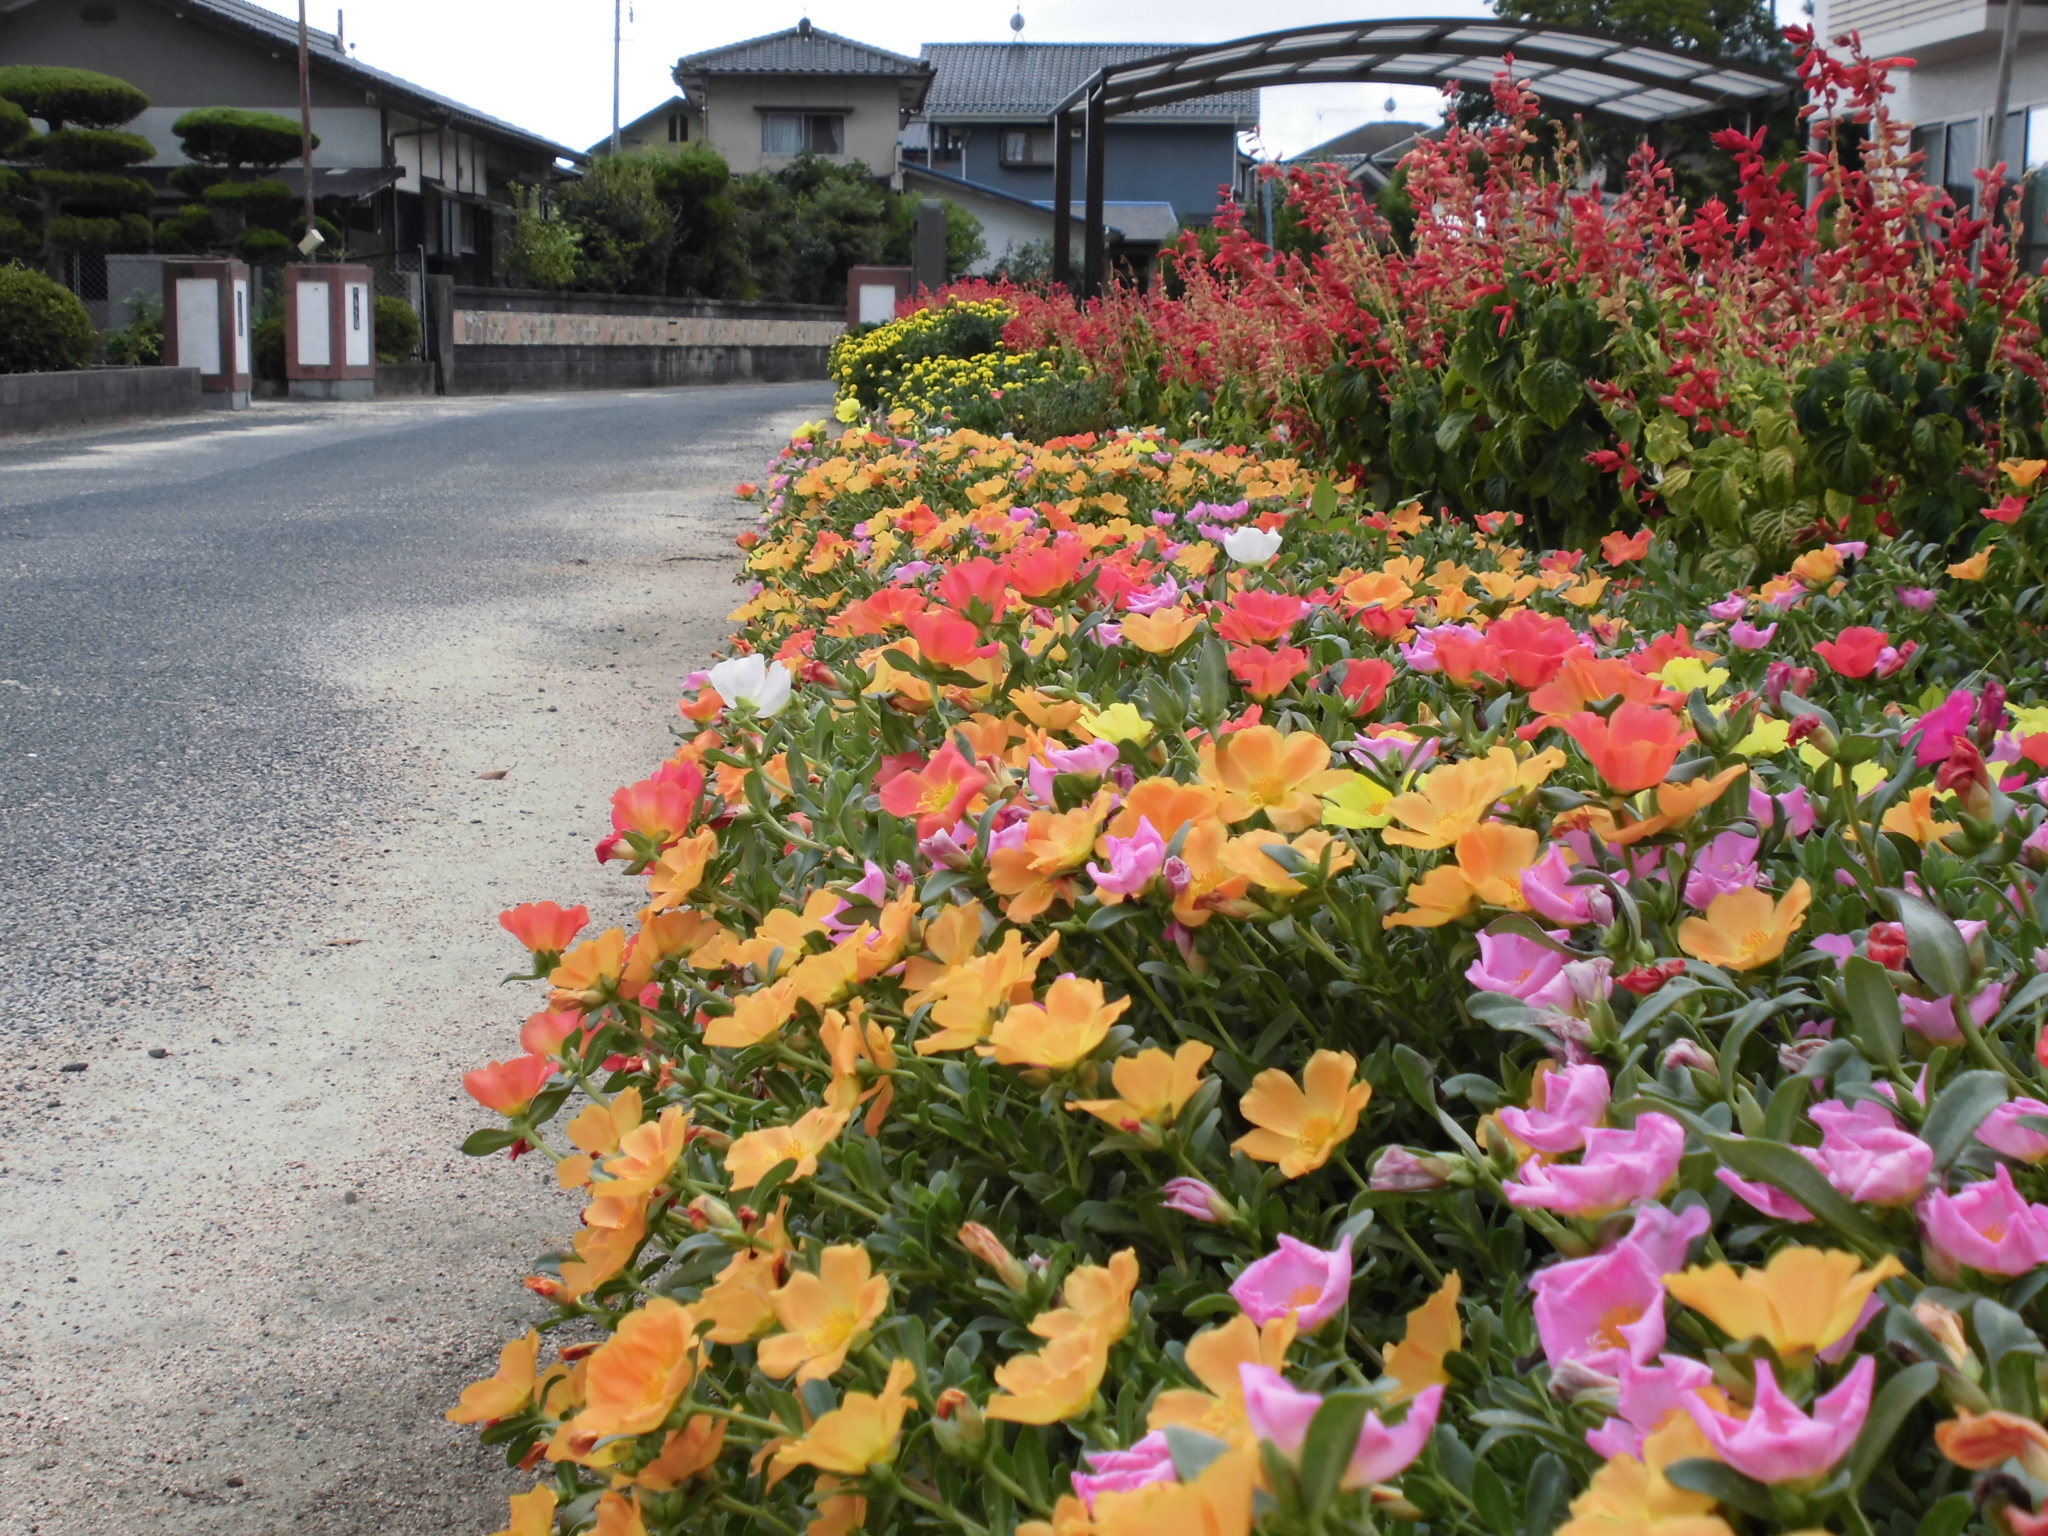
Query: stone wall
439 286 842 395
0 367 203 436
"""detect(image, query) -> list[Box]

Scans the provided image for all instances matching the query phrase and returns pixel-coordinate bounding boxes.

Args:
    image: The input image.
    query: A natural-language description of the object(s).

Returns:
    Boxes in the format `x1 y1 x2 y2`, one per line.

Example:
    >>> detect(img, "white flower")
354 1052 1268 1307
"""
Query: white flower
706 654 794 718
1222 526 1284 567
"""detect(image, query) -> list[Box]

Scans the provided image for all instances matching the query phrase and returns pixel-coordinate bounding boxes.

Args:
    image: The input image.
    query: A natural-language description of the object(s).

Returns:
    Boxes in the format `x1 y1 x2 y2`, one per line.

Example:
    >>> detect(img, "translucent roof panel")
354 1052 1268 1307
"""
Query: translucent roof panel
1051 16 1793 127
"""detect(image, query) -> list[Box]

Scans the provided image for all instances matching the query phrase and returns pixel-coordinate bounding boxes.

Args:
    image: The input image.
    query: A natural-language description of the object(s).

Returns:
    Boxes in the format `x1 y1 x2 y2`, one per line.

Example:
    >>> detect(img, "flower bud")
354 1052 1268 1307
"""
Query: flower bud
1867 921 1909 972
1659 1038 1717 1075
1369 1147 1454 1192
930 1387 986 1458
1159 1176 1236 1224
687 1195 741 1234
957 1222 1031 1292
1912 1300 1977 1375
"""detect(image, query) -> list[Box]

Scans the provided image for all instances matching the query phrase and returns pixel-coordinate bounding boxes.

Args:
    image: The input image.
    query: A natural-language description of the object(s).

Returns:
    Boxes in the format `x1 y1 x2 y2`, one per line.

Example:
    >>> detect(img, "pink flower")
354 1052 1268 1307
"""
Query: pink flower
1683 832 1761 909
1498 1063 1610 1154
1071 1433 1176 1511
1230 1234 1353 1329
1465 930 1567 1001
1505 1113 1685 1217
1237 1368 1441 1489
1900 981 2006 1045
1809 1099 1931 1206
1159 1177 1232 1223
1527 1204 1708 1379
1707 594 1748 621
1521 844 1615 927
1029 739 1121 801
1685 1356 1874 1485
1718 1159 1816 1223
1897 585 1937 610
1586 1355 1716 1459
1905 689 1978 767
1728 619 1779 650
1978 1097 2048 1163
1086 817 1167 897
1919 1165 2048 1278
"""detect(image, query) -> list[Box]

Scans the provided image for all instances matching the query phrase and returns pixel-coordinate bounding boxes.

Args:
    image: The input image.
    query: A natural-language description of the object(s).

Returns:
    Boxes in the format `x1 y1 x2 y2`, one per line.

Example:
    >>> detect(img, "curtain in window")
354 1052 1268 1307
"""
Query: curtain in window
762 114 804 155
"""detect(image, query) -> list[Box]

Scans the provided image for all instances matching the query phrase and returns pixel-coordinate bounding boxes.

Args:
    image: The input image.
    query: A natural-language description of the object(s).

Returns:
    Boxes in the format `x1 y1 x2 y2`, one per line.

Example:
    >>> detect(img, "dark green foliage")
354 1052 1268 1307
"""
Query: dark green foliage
103 294 164 366
171 107 312 169
553 152 676 295
252 307 285 381
203 178 293 207
0 262 96 372
34 128 155 171
0 96 30 156
232 226 292 264
29 169 152 210
0 66 148 130
373 294 420 362
153 204 215 253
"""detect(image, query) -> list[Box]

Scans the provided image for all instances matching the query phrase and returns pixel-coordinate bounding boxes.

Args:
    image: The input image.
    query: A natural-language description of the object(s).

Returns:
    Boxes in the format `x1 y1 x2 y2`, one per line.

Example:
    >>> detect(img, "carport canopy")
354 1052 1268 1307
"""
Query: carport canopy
1048 17 1796 290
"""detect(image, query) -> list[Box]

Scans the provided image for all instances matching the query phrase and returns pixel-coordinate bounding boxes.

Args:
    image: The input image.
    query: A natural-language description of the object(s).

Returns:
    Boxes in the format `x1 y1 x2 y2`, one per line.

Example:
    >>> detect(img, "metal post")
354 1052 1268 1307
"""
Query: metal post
1050 107 1073 289
296 0 317 237
1987 0 2025 197
610 0 623 156
1083 85 1107 297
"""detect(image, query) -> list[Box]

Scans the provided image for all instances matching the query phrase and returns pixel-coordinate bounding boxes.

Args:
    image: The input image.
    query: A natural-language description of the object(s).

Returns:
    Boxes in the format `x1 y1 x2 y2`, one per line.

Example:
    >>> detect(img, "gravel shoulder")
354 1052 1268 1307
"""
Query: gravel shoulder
0 386 825 1533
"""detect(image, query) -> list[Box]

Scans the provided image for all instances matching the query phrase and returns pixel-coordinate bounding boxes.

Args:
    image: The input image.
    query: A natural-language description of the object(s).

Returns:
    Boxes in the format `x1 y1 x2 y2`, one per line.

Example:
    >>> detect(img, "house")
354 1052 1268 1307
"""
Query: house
592 95 702 158
1286 120 1431 192
0 0 578 286
909 43 1258 229
672 21 932 187
1814 0 2047 261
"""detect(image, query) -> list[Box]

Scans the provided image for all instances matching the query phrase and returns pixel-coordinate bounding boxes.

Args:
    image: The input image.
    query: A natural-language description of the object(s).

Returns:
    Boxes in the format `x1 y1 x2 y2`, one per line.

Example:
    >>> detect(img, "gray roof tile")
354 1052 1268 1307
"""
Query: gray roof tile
679 24 931 78
920 43 1258 124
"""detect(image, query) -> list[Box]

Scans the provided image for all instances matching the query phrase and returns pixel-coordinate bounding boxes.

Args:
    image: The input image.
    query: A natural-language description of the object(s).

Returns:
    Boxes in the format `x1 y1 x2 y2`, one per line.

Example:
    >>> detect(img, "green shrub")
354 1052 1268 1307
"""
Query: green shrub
251 307 285 381
0 66 148 130
0 96 29 156
0 262 95 372
170 107 310 168
506 184 580 289
829 296 1014 410
373 294 420 362
233 226 291 265
103 294 163 366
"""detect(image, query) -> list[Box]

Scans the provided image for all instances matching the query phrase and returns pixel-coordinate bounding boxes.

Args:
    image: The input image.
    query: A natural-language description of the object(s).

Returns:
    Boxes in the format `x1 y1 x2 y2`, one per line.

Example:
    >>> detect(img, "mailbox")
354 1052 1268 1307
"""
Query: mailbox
284 262 376 400
162 259 252 409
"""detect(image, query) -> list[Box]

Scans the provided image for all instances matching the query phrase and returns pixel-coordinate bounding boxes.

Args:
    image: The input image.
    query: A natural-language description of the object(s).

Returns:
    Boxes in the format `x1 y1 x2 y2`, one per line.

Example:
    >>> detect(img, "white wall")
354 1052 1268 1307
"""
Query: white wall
129 104 385 169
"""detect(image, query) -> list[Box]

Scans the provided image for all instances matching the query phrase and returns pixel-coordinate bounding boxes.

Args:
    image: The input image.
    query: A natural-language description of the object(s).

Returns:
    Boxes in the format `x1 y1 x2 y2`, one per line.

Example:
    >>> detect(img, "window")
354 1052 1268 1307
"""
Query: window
1000 126 1056 167
667 112 689 143
761 112 844 156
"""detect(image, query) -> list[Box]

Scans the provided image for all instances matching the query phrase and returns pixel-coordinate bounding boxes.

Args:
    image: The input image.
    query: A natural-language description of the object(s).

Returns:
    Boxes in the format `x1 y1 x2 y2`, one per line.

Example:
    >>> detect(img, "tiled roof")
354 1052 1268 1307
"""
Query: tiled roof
679 24 931 78
137 0 579 160
920 43 1258 125
1290 120 1430 162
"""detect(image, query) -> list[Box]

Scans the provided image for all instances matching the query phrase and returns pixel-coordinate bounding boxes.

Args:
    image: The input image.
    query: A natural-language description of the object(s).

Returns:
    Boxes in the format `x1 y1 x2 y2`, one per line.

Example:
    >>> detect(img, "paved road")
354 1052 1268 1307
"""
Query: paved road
0 384 827 1534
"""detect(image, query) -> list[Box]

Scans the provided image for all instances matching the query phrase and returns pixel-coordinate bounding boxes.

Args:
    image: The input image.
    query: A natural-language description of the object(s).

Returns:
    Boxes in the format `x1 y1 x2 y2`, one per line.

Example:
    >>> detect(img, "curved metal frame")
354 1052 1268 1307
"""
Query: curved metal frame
1047 17 1796 292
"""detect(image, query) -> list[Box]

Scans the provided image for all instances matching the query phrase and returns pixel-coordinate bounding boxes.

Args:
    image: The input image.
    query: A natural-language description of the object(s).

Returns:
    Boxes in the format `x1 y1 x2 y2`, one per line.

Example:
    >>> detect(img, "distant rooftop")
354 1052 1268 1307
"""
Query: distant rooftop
678 22 932 79
1290 120 1430 163
920 43 1259 125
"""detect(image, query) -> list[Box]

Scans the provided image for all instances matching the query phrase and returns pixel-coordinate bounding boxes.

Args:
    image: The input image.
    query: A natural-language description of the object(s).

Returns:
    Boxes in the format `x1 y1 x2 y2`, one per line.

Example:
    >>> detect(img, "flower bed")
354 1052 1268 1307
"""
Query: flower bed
454 409 2048 1536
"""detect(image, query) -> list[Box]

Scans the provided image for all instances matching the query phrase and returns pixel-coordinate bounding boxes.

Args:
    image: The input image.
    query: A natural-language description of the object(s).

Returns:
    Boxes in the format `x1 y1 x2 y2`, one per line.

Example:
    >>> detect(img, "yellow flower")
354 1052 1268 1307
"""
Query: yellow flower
1656 656 1728 697
1069 1041 1213 1130
768 1358 917 1482
1319 771 1395 829
986 974 1130 1071
1557 1417 1733 1536
1664 1248 1906 1361
1795 742 1885 795
447 1330 540 1424
1383 1272 1462 1403
1233 1049 1372 1178
759 1244 891 1384
833 396 864 423
2001 458 2046 488
1676 879 1811 971
489 1486 558 1536
1077 701 1155 744
1949 547 1993 581
1880 784 1960 845
725 1105 851 1190
1732 716 1791 757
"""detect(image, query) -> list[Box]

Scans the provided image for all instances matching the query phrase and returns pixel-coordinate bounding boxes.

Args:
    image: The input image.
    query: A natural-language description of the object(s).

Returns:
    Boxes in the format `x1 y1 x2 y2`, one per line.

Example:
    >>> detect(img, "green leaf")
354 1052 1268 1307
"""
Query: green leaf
1705 1129 1888 1248
1915 1494 1975 1536
1470 1460 1514 1530
1920 1070 2009 1170
1662 1458 1776 1518
1296 1391 1373 1511
1193 633 1230 724
1393 1044 1436 1114
1892 889 1971 999
1517 356 1584 430
460 1127 519 1156
1842 956 1903 1072
1847 1360 1938 1490
1163 1425 1232 1482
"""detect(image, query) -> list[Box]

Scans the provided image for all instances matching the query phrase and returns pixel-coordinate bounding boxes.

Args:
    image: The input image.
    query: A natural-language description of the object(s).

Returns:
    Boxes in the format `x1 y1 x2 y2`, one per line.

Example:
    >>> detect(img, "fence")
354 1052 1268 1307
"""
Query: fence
358 248 428 362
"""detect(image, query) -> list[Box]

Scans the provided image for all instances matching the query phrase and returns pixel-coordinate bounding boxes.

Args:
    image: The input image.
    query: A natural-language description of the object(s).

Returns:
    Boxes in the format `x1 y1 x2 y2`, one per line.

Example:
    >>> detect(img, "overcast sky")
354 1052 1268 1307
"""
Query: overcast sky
258 0 1500 157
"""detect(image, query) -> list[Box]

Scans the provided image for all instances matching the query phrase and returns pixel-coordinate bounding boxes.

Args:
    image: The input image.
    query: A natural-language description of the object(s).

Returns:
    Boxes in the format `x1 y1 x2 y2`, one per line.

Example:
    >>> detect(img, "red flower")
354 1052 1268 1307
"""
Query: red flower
907 610 992 669
499 901 589 961
1563 703 1693 794
1335 657 1395 714
1813 626 1889 678
1984 494 2027 524
1487 608 1585 690
1214 589 1310 644
1601 529 1653 564
1616 959 1686 996
876 744 988 836
936 557 1010 618
1227 643 1312 699
463 1054 556 1116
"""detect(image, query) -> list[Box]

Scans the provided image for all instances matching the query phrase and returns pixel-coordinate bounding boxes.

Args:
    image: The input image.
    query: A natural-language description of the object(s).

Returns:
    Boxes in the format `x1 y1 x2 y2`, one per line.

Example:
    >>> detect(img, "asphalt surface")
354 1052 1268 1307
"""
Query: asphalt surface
0 383 828 1533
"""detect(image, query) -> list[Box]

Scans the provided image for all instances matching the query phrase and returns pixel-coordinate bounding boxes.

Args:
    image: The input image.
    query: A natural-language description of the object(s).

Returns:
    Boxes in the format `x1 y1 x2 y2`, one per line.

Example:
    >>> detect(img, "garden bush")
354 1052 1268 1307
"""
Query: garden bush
374 294 420 363
455 381 2048 1535
0 262 96 372
102 294 163 366
0 66 154 270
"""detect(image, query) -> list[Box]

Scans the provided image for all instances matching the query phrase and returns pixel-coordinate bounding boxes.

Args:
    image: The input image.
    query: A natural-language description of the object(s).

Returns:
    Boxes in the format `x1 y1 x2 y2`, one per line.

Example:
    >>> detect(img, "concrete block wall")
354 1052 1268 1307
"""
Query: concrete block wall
0 367 203 436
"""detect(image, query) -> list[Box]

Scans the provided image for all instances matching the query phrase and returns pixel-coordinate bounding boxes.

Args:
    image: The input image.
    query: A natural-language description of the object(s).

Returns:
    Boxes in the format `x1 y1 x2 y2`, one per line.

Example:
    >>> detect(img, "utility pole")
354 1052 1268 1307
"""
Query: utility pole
297 0 317 237
610 0 623 156
1987 0 2025 199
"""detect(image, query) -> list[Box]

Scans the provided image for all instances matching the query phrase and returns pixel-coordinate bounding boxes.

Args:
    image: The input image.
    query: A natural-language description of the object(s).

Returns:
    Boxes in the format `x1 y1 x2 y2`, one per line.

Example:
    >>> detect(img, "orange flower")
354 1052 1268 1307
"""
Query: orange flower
1601 528 1652 564
1383 746 1557 850
987 974 1131 1071
500 901 589 962
984 1330 1111 1425
2001 458 2047 489
759 1244 891 1383
1676 879 1811 971
1563 704 1693 795
1171 819 1257 928
876 743 988 836
1226 643 1313 700
1070 1041 1214 1130
1029 1248 1140 1350
767 1358 917 1481
988 796 1111 922
573 1297 703 1439
726 1105 850 1190
634 1415 728 1490
488 1487 557 1536
1121 606 1202 653
1198 725 1345 832
1880 784 1960 845
1527 654 1663 718
1147 1313 1297 1446
447 1331 540 1424
644 827 719 909
1949 547 1993 581
694 1207 792 1343
1383 1272 1462 1403
704 977 799 1048
590 1492 650 1536
555 1201 649 1302
559 1085 644 1189
1233 1049 1372 1177
1383 822 1540 928
550 927 630 1011
1935 1408 2048 1478
588 1106 691 1229
914 928 1060 1055
1107 777 1225 839
463 1054 556 1116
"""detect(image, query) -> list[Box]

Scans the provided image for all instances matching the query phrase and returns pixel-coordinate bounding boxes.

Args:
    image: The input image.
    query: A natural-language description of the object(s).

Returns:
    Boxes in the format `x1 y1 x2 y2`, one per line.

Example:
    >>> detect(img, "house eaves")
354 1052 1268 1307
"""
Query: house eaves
919 42 1258 126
